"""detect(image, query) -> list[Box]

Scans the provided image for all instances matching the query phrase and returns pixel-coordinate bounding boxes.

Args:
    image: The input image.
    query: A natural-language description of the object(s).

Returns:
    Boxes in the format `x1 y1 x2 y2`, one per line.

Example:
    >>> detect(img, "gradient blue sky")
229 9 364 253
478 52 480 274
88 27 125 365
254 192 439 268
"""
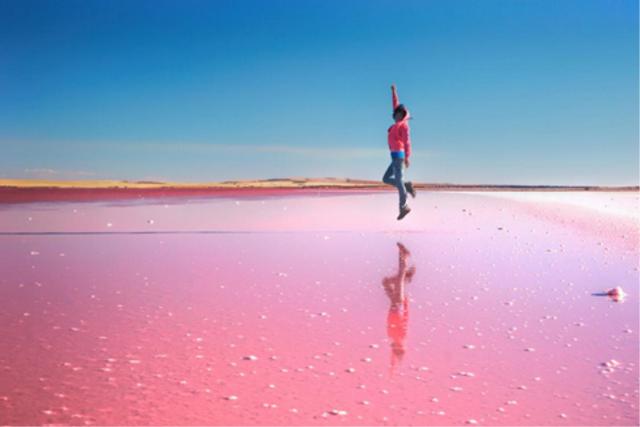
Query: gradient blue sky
1 0 637 185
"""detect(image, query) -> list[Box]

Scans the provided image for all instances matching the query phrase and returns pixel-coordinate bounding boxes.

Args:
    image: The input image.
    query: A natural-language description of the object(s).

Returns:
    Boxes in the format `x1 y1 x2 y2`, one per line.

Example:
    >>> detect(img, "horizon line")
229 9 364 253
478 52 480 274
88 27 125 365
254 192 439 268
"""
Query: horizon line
0 177 638 190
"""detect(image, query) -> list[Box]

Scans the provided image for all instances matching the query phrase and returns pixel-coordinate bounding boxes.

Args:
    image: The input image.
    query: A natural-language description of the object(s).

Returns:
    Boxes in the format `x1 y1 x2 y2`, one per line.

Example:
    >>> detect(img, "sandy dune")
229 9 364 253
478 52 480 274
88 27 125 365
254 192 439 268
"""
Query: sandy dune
1 178 637 205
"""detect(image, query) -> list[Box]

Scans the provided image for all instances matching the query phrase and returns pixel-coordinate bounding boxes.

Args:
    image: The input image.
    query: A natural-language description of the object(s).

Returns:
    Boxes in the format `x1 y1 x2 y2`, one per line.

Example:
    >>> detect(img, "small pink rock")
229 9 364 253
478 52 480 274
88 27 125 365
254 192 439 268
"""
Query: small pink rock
607 287 627 302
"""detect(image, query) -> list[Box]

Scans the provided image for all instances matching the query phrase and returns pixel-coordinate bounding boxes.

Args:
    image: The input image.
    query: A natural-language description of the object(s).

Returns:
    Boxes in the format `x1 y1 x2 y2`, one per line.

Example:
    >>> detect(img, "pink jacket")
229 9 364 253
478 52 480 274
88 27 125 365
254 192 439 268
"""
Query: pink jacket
387 88 412 159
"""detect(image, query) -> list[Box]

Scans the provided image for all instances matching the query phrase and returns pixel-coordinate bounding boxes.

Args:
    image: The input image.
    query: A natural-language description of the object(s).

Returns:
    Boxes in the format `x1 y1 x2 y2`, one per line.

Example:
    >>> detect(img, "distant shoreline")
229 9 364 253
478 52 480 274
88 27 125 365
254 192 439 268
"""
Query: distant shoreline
1 178 638 191
0 178 637 203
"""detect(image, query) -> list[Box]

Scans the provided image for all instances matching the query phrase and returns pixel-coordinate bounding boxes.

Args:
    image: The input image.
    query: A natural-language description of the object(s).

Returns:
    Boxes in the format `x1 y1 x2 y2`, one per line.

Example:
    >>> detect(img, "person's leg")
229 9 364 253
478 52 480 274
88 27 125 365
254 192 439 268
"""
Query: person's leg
393 158 408 209
382 161 395 186
404 181 416 198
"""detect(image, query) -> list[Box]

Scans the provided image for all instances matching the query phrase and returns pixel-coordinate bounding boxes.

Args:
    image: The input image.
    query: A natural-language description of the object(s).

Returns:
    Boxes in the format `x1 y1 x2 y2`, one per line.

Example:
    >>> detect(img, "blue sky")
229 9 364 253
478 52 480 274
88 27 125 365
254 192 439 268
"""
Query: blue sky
0 0 637 185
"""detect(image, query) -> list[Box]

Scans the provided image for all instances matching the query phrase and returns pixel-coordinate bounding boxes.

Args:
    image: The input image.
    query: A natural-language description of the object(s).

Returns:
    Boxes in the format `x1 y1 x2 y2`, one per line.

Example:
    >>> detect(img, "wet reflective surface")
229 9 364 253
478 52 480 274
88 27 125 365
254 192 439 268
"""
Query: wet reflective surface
0 192 638 425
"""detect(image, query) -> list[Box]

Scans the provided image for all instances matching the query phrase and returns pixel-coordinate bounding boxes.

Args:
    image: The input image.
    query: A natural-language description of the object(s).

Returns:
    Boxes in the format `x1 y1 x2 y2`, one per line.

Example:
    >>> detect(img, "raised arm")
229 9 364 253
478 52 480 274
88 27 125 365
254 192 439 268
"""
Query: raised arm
391 84 399 110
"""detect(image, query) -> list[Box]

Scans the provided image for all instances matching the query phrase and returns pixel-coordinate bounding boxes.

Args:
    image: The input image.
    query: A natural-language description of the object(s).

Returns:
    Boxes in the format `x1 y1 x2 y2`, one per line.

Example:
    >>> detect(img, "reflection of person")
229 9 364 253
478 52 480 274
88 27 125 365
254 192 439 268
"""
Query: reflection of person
382 242 416 373
383 84 416 220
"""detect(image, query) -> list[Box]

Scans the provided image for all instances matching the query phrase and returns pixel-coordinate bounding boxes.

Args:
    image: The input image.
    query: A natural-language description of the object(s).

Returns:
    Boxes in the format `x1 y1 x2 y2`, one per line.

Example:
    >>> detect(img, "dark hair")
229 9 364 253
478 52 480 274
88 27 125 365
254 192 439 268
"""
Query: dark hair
393 104 407 120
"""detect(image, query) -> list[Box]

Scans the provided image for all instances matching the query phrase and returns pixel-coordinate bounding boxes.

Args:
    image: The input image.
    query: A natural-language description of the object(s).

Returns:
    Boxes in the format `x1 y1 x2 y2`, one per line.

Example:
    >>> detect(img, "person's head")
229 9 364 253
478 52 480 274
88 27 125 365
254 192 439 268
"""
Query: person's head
393 104 408 122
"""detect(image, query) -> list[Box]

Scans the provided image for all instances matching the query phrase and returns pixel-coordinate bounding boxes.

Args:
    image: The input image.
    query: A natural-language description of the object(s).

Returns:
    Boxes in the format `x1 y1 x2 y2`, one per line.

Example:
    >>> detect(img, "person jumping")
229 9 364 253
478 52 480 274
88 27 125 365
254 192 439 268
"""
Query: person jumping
383 84 416 220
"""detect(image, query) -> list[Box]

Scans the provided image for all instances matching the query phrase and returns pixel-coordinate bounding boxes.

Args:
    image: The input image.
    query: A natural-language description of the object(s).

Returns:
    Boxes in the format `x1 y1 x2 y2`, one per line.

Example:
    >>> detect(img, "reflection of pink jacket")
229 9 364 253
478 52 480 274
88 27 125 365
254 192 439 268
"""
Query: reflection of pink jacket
387 89 412 159
387 297 409 343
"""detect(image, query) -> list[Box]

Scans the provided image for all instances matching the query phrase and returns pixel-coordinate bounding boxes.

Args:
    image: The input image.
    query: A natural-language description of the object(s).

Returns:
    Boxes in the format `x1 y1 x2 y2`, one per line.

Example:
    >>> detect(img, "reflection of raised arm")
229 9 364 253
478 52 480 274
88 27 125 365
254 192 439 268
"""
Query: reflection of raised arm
391 84 399 111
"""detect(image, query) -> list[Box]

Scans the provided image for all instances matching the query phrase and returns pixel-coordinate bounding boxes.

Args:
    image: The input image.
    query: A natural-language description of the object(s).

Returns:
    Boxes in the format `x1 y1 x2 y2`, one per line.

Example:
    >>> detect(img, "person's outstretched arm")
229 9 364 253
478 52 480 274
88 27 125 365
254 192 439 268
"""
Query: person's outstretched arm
391 84 399 111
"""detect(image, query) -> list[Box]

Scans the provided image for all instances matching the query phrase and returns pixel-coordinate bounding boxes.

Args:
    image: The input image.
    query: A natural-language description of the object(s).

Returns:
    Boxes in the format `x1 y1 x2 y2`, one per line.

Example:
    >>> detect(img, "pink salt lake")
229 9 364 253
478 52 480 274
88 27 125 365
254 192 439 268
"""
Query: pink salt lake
0 190 638 425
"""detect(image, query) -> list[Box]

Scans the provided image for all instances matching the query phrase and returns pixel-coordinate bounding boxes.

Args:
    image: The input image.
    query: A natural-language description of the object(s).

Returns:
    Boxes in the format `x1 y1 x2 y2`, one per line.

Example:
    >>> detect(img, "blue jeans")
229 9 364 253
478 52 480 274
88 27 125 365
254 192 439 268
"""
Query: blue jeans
382 157 407 209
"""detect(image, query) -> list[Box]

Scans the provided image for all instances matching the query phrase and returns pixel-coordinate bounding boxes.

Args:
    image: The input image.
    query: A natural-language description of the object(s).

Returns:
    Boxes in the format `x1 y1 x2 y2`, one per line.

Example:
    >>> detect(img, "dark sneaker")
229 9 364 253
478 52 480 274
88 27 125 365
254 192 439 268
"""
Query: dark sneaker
404 181 416 198
397 205 411 220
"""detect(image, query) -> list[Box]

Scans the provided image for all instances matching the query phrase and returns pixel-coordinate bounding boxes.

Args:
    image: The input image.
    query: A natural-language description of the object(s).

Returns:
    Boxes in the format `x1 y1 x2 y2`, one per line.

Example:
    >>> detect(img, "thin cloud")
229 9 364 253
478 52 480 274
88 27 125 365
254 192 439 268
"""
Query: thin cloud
23 168 97 178
8 139 434 160
126 142 386 158
120 142 433 159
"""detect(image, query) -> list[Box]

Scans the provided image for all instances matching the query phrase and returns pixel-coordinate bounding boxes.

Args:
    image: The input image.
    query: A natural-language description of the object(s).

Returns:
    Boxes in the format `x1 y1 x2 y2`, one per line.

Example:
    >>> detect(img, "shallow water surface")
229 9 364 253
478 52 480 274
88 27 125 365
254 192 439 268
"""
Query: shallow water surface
0 192 637 425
